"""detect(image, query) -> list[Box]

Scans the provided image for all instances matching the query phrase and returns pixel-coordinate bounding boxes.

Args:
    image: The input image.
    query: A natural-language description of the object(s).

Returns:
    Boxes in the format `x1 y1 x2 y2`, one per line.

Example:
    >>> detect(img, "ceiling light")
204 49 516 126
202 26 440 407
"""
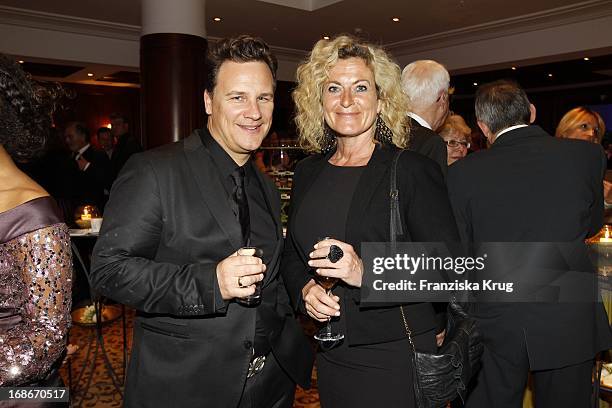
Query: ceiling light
473 82 478 86
323 36 330 40
18 60 24 64
583 57 590 61
87 73 94 77
392 17 400 22
106 123 112 129
548 73 553 77
213 17 221 22
511 66 517 70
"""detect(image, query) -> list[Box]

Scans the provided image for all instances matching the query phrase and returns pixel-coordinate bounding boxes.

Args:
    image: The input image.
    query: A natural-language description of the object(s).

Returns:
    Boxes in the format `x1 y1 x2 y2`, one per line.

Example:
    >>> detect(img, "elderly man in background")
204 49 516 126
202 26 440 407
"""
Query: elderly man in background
448 80 612 408
401 59 451 173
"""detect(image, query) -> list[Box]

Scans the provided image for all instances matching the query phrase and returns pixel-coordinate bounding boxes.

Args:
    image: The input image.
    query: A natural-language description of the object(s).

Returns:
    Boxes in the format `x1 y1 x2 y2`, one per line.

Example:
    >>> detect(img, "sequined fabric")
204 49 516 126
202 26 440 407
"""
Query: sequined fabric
0 198 72 386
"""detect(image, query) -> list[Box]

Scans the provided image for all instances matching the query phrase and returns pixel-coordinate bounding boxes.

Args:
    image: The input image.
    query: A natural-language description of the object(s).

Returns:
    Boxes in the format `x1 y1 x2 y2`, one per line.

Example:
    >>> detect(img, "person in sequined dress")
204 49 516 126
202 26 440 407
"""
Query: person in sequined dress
0 54 72 404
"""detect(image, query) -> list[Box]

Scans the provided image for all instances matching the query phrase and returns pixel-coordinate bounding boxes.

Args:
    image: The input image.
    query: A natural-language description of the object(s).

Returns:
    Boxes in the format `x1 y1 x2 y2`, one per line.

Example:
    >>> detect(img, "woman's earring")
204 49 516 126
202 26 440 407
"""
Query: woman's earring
375 115 393 145
321 123 337 154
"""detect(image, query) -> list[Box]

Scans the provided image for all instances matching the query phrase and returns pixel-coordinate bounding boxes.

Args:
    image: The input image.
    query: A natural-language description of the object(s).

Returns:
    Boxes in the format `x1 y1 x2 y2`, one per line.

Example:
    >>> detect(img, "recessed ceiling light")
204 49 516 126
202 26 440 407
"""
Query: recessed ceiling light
213 17 221 22
473 82 478 86
87 73 94 77
392 17 400 22
323 36 330 40
511 66 517 70
18 60 24 64
548 73 553 77
584 57 590 61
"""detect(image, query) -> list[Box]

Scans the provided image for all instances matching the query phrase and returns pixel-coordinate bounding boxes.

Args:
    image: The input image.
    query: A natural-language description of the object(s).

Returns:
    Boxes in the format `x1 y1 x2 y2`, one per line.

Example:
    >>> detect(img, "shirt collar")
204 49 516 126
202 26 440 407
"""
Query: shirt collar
200 128 251 182
407 112 432 130
75 143 90 158
494 124 529 142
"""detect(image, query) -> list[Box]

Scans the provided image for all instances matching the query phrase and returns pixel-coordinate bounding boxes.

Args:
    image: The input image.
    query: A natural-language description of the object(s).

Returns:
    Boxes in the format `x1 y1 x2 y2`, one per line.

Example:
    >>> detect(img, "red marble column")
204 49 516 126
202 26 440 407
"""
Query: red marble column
140 33 206 148
139 0 207 148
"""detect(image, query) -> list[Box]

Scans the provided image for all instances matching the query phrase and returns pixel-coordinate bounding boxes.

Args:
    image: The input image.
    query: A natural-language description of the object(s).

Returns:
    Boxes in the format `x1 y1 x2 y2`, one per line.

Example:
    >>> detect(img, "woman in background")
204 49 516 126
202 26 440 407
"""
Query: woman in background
0 54 72 403
556 106 605 143
439 113 471 165
556 106 611 203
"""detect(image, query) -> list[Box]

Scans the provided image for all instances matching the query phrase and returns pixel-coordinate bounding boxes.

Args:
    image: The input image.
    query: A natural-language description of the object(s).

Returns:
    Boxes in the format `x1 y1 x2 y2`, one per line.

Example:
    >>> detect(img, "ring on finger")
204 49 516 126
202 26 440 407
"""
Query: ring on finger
327 245 344 263
238 276 246 288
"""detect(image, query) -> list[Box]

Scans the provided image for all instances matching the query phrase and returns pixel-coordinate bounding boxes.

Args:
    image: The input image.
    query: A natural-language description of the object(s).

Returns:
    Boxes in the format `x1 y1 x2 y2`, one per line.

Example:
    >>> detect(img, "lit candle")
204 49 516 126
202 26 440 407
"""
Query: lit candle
81 207 91 221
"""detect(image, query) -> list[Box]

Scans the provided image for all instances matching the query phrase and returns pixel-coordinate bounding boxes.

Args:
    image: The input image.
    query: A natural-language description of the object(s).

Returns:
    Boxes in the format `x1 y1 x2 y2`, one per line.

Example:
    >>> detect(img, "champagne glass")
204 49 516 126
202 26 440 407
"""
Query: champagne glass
313 237 345 342
236 247 264 306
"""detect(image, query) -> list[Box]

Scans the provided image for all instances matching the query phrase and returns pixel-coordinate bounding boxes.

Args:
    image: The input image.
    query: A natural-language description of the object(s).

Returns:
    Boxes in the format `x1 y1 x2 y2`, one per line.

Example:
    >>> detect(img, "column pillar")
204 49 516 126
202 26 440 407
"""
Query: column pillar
140 0 207 148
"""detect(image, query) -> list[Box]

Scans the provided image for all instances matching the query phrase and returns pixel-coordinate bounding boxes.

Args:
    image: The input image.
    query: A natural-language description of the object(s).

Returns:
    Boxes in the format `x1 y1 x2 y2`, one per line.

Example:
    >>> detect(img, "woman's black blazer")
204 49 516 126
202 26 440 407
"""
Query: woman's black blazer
281 144 460 346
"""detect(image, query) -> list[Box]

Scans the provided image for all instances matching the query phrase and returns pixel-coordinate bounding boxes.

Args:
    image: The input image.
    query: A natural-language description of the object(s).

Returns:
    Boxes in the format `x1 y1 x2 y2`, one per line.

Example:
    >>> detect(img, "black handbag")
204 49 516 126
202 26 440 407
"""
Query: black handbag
389 149 484 408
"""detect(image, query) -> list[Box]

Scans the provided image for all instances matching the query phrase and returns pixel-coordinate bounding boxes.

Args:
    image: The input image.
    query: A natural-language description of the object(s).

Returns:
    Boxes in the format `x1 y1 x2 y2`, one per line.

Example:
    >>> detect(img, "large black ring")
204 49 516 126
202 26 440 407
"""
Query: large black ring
328 245 344 263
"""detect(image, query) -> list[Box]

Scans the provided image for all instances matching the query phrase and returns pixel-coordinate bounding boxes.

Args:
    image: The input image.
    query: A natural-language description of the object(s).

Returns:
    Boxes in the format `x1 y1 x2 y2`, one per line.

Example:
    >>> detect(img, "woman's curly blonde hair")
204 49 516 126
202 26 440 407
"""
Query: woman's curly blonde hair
293 35 410 153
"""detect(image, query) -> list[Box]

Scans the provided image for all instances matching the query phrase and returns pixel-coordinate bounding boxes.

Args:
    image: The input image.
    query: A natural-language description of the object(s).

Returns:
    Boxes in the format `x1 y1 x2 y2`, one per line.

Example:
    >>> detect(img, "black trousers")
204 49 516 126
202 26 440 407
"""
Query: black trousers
237 352 296 408
465 345 594 408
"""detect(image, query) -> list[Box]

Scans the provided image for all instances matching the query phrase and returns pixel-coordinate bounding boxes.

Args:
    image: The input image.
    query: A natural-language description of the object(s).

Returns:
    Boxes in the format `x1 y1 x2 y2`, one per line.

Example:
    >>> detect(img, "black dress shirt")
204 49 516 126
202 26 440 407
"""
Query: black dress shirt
200 130 277 355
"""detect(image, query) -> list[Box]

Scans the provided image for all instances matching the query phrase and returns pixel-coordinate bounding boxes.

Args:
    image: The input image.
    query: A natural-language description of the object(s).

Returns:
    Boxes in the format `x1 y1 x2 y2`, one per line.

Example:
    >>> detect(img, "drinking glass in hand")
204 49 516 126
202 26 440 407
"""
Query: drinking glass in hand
313 237 345 343
236 247 264 306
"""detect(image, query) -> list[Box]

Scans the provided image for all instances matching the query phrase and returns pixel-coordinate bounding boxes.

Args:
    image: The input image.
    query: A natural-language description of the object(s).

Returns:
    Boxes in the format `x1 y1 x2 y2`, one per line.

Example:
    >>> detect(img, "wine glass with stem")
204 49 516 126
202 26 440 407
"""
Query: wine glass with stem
313 237 345 342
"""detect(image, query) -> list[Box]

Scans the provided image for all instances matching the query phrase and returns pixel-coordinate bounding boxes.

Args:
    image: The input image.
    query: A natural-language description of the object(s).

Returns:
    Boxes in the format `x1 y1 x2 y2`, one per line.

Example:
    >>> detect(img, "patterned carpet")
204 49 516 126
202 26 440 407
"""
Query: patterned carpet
59 307 321 408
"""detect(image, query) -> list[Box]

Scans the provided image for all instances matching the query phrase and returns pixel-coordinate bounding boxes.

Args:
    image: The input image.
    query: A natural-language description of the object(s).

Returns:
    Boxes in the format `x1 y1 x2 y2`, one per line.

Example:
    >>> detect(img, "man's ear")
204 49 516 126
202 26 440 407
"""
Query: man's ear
529 103 536 124
477 120 495 144
204 90 213 115
477 120 490 137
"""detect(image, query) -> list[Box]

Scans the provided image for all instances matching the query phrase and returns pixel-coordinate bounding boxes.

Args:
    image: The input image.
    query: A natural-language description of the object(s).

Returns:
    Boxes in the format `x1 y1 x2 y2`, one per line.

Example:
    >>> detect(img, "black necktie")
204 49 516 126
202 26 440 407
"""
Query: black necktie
231 167 250 246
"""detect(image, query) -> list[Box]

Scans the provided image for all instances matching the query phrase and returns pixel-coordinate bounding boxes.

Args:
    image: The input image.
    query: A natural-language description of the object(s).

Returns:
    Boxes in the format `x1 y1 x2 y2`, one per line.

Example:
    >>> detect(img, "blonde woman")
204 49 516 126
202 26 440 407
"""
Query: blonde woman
439 114 472 165
556 106 605 143
280 36 459 407
556 107 612 204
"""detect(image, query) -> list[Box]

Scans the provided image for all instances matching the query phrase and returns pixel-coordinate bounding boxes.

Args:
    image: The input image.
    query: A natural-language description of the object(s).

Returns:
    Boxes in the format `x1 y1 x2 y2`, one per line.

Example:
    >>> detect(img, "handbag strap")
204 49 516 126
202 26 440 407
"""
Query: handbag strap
390 149 405 245
389 149 418 352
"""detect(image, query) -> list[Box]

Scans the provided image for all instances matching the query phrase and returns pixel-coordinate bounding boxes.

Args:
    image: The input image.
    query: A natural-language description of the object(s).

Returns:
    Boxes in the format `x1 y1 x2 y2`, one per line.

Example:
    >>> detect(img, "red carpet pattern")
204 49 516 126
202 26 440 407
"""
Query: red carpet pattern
60 308 321 407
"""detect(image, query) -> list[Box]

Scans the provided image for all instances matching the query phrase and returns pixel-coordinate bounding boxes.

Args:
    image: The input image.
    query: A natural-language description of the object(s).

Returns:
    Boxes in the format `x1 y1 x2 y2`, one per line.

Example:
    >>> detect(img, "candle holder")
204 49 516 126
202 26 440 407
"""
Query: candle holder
74 205 100 229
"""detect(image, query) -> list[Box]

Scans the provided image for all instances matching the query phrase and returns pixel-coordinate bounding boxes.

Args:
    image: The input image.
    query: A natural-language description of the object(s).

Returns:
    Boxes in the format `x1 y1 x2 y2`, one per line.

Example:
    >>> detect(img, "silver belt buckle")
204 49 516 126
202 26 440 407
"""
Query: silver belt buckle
247 355 266 378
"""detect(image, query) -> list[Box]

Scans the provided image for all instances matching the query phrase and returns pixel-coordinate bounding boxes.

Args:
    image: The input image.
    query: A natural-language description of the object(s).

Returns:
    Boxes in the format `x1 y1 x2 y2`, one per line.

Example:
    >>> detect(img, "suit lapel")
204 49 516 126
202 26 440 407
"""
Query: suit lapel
345 146 395 245
288 154 328 261
251 162 284 285
183 131 243 250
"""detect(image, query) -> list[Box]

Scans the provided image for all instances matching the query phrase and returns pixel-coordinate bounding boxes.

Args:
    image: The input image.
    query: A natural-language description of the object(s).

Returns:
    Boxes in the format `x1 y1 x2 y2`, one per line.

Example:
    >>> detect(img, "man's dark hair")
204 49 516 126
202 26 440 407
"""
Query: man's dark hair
97 126 111 136
68 121 91 143
205 35 277 94
109 112 128 124
475 80 531 134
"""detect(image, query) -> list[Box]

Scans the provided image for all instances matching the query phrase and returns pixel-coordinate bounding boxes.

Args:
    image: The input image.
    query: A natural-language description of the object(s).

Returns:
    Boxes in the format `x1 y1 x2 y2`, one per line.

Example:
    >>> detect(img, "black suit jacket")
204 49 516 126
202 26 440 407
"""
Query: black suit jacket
407 117 447 176
281 144 459 346
69 145 111 212
447 125 612 369
91 129 313 408
109 133 142 184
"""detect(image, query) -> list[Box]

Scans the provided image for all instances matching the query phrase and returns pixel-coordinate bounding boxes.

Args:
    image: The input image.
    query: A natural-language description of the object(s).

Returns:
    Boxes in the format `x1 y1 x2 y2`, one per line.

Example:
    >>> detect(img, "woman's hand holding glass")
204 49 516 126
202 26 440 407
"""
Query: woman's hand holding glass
302 279 340 322
307 238 364 288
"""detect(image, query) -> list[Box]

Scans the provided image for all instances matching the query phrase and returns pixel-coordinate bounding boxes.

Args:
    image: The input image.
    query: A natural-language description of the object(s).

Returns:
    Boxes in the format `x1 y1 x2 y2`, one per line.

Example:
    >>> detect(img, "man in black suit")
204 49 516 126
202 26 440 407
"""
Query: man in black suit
448 80 612 408
64 121 111 212
108 112 142 184
401 60 450 174
91 36 313 408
